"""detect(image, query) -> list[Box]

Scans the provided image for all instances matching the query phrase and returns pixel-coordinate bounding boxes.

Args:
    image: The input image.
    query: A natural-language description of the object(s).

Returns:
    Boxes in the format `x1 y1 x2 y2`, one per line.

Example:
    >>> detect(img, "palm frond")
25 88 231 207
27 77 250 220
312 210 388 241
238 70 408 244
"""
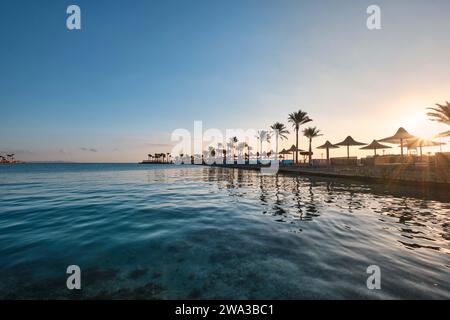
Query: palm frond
303 126 323 139
427 101 450 125
288 110 312 130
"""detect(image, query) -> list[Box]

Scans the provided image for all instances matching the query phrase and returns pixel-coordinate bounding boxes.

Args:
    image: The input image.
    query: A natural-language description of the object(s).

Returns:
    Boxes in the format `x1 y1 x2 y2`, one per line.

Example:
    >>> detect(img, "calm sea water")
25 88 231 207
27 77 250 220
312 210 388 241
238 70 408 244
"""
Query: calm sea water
0 163 449 299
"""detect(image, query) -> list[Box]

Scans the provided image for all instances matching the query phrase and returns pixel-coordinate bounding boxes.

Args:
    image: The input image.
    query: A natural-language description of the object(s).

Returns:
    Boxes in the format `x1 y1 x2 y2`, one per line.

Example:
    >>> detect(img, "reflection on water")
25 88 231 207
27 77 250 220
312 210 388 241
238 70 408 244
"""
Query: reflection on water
0 164 449 299
207 167 449 250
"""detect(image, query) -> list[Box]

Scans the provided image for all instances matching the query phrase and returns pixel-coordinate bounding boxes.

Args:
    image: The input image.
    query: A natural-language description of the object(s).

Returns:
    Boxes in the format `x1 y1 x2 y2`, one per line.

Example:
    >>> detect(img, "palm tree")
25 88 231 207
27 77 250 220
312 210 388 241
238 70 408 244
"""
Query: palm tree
428 102 450 138
303 127 322 165
208 146 216 158
229 136 238 161
256 130 271 160
427 101 450 125
226 142 234 163
179 153 184 164
288 110 312 163
270 122 290 160
217 143 227 163
6 154 14 163
236 142 247 162
244 142 250 163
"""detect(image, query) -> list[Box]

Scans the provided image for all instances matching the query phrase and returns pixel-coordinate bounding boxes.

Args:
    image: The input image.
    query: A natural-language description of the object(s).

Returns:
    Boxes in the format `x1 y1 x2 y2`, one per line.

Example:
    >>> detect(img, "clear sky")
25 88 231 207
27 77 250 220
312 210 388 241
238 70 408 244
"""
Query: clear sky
1 0 449 162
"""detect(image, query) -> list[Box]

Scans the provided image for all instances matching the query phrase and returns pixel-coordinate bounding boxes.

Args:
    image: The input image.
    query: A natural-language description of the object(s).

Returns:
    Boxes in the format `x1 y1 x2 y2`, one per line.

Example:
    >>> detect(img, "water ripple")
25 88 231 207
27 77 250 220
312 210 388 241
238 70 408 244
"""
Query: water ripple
0 163 449 299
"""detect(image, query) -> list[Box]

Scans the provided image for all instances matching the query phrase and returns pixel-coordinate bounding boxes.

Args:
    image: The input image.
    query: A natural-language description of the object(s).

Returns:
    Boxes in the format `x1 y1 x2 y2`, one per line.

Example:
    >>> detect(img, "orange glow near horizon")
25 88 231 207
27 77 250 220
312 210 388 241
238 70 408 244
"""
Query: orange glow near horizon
274 98 449 159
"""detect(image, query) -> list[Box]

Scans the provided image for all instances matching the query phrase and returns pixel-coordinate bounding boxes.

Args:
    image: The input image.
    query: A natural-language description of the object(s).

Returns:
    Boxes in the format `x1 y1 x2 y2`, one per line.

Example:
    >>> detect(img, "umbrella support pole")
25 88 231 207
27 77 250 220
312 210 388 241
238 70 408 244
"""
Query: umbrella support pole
400 139 404 158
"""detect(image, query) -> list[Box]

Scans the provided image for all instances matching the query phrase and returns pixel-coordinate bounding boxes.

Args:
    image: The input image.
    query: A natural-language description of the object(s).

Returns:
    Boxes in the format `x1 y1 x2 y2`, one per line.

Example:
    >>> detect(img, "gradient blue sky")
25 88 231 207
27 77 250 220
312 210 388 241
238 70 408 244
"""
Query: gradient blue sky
1 0 449 162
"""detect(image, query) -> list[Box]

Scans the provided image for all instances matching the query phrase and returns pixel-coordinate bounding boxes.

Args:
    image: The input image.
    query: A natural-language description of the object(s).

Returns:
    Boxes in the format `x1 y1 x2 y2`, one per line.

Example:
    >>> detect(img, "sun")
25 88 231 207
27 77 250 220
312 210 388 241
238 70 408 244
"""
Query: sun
401 112 433 139
393 95 446 139
402 113 428 136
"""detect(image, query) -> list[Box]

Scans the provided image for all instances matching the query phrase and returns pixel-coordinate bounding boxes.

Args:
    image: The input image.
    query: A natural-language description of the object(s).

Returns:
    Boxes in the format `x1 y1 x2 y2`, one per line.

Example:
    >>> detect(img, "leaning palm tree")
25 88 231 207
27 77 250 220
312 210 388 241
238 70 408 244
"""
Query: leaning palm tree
270 122 290 160
303 127 323 165
288 110 312 163
428 102 450 138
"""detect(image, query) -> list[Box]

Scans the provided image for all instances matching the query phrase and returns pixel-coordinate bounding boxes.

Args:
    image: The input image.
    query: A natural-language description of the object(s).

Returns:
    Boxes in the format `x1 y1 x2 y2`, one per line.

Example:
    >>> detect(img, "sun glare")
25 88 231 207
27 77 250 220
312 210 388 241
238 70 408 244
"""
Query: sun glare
393 96 440 139
401 113 431 138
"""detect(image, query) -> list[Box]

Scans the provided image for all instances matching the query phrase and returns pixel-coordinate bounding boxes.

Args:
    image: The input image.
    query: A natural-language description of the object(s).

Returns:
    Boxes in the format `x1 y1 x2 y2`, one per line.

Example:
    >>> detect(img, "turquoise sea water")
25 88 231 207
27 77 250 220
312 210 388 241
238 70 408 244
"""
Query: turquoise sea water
0 163 449 299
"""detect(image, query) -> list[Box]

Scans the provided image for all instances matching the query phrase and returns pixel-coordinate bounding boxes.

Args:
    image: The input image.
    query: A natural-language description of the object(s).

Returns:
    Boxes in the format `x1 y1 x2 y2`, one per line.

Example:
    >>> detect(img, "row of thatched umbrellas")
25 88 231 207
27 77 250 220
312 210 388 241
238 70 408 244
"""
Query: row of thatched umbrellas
278 127 445 162
376 127 444 156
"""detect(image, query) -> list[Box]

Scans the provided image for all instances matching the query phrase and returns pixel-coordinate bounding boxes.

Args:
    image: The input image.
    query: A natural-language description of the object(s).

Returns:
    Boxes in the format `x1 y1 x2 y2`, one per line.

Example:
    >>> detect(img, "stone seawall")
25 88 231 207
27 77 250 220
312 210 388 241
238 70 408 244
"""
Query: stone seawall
280 165 450 186
207 163 450 186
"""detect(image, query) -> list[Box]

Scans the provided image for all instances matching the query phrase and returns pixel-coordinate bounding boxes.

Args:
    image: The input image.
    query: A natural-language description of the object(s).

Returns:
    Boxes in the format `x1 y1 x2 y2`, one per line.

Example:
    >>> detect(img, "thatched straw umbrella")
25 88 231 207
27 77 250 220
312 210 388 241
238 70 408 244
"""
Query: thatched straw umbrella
435 131 450 152
379 127 415 157
360 140 391 156
436 130 450 138
288 144 304 163
279 148 291 157
335 136 366 158
317 140 339 163
279 148 292 161
300 151 312 163
406 138 445 157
